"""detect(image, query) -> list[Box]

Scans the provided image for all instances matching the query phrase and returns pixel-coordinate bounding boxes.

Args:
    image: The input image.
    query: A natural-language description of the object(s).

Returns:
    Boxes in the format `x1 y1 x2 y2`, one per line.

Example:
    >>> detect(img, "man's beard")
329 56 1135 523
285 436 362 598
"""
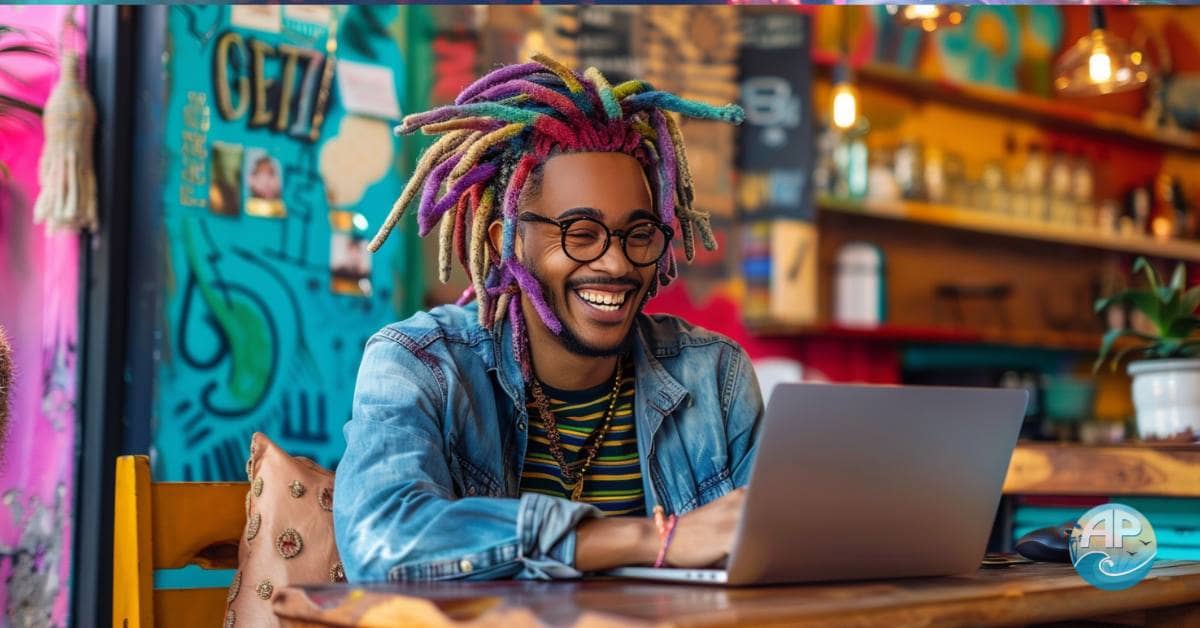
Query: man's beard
525 261 644 358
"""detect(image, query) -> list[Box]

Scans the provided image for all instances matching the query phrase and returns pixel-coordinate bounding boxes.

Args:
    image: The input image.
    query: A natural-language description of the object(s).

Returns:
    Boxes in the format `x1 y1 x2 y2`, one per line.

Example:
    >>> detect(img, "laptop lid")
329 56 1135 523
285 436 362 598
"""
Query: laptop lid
725 383 1027 585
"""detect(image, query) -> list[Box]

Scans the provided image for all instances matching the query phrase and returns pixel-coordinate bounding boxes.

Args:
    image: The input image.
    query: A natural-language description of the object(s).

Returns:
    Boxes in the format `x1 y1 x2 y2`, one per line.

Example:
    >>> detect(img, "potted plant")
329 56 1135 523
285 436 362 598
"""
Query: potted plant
1094 257 1200 442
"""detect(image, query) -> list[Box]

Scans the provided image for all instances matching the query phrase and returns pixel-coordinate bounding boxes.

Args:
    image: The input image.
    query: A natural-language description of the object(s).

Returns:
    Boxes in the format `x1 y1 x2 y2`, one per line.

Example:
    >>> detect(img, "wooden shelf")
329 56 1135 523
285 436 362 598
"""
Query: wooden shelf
814 59 1200 155
1004 442 1200 497
744 320 1110 352
818 196 1200 263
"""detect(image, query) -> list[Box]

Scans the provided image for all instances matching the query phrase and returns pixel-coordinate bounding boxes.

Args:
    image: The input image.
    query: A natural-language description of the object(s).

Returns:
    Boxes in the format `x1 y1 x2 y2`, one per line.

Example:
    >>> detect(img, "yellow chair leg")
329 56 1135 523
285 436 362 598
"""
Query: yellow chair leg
113 456 154 628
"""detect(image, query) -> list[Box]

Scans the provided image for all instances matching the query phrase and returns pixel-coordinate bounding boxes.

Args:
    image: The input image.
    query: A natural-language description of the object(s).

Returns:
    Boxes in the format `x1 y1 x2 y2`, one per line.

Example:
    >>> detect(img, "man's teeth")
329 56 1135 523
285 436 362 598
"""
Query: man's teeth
577 289 627 310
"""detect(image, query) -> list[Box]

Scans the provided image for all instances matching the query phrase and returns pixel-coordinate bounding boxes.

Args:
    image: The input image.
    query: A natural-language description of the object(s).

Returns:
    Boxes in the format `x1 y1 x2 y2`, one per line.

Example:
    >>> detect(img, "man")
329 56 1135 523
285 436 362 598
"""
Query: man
334 55 762 582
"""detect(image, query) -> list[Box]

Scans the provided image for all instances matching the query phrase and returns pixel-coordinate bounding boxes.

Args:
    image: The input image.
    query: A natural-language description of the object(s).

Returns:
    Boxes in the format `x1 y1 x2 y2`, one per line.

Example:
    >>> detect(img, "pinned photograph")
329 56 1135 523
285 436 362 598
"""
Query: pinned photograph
329 210 372 297
208 142 243 217
244 148 286 218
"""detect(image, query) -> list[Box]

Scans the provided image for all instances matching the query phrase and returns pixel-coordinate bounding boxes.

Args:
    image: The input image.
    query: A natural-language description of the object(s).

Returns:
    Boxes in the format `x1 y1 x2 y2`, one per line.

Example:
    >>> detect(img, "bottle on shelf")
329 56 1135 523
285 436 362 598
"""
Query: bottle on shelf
1150 173 1175 240
924 144 946 204
893 137 925 201
1024 142 1048 222
980 159 1007 214
1170 176 1192 239
1004 133 1027 218
1124 183 1151 236
1070 150 1096 231
1048 146 1075 227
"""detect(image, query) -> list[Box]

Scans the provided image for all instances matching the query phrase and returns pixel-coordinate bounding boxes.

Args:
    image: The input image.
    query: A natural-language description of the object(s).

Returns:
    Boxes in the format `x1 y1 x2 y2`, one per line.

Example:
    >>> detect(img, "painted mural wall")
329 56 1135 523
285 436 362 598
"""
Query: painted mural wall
155 6 423 481
0 6 84 626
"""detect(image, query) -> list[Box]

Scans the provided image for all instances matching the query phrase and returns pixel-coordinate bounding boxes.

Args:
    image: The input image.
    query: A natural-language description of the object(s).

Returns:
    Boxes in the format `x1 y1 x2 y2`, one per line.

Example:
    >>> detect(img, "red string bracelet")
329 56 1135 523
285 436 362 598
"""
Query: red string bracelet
653 514 678 568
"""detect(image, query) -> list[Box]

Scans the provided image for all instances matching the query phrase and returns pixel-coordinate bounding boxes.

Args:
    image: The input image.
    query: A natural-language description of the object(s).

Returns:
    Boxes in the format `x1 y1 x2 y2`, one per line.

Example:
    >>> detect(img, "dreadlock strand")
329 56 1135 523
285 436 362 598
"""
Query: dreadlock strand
369 129 473 252
678 206 696 261
421 116 506 135
612 80 653 100
437 195 460 283
449 122 525 179
662 112 696 204
584 67 622 121
423 161 499 236
531 53 584 94
494 287 512 324
623 92 745 124
470 188 497 327
456 61 543 105
649 110 680 225
508 294 532 380
417 152 464 236
453 186 471 273
500 153 539 261
506 259 562 334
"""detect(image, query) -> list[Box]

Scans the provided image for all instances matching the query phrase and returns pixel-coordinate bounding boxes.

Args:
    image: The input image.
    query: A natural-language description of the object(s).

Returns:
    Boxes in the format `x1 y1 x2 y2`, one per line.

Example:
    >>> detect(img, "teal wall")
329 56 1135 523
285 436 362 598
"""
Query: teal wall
156 6 427 480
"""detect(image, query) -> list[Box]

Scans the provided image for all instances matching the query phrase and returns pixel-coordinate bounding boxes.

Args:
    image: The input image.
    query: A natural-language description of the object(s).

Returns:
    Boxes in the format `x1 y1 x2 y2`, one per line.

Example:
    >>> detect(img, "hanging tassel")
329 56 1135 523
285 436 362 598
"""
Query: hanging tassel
33 9 97 233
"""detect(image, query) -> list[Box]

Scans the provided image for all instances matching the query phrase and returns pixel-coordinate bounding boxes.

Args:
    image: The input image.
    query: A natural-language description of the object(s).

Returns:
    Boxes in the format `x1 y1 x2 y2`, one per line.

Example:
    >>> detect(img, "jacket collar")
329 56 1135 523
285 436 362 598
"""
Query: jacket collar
490 312 690 424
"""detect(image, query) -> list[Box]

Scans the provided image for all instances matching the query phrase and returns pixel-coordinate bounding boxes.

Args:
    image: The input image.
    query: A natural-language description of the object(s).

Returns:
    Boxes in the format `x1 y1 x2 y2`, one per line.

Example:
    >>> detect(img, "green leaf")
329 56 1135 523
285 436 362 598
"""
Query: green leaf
1128 292 1163 328
1133 257 1161 293
1155 338 1184 358
1096 328 1136 371
1109 344 1149 371
1169 263 1187 293
1183 285 1200 316
1166 316 1200 339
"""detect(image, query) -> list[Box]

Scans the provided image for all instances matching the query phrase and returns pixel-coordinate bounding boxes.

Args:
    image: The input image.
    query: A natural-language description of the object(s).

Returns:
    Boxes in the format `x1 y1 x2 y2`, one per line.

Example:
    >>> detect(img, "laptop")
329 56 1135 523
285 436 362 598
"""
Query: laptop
606 383 1027 585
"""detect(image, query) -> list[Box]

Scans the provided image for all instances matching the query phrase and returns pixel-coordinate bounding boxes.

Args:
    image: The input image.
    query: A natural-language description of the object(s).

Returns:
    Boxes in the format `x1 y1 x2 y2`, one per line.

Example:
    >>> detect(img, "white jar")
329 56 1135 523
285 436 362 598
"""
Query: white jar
1128 359 1200 441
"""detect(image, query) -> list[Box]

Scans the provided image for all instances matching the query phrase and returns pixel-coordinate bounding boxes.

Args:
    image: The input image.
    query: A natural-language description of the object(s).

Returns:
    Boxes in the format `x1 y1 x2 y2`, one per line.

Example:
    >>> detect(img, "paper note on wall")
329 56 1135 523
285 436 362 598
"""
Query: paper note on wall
336 60 402 121
230 5 281 33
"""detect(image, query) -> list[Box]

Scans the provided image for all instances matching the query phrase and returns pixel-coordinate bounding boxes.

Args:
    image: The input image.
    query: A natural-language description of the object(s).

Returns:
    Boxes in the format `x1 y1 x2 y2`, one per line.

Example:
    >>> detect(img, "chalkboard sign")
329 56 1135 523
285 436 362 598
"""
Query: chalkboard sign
553 6 642 85
738 9 813 221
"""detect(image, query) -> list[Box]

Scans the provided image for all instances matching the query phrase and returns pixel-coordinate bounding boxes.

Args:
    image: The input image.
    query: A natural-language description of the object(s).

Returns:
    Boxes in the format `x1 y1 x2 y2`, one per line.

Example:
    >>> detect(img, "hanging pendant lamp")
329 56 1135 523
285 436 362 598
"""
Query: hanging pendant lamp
1054 6 1151 96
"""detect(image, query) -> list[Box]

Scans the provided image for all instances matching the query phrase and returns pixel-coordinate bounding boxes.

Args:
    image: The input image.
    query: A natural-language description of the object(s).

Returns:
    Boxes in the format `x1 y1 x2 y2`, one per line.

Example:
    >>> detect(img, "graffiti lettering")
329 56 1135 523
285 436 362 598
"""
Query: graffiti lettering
212 31 329 141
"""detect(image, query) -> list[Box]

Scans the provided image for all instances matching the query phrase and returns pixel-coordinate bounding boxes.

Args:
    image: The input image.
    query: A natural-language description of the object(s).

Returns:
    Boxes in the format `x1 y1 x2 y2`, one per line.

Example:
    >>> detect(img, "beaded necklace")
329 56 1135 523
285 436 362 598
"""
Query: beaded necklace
528 359 624 501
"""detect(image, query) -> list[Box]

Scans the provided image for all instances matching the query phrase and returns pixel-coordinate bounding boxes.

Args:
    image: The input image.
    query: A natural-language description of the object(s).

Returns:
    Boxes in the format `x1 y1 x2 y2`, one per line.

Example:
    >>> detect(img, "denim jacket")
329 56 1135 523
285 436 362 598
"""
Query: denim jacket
334 303 763 582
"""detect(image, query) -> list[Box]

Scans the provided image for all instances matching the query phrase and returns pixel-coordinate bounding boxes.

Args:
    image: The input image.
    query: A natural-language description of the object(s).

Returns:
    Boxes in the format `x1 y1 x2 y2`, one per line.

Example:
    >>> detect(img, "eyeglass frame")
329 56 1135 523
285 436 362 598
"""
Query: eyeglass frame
516 212 675 268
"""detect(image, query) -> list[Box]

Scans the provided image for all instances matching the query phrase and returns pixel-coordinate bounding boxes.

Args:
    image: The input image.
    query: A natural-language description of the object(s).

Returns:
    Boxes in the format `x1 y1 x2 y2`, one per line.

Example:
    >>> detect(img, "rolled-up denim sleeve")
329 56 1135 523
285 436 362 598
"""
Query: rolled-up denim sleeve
723 345 764 487
334 332 601 582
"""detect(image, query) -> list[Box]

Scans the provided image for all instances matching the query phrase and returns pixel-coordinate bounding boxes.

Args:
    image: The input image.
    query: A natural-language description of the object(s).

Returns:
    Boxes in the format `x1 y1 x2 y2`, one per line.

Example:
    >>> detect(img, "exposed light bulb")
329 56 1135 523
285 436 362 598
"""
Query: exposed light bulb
831 84 859 131
902 5 940 20
1089 49 1113 83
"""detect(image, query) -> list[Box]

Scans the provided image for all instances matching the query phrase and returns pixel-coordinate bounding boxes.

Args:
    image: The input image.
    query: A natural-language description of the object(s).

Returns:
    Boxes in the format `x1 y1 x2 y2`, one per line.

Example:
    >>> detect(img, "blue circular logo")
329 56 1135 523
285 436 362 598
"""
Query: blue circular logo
1070 503 1156 591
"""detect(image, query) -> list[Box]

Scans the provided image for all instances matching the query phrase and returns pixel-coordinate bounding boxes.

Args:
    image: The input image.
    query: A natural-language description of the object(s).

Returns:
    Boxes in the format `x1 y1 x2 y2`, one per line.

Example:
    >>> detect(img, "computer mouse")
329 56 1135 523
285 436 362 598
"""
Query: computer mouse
1014 523 1074 563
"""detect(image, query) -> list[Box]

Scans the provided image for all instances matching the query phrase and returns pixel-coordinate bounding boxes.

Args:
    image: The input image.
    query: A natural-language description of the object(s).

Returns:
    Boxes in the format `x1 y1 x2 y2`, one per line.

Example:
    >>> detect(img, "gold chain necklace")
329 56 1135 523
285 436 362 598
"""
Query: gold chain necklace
529 359 624 501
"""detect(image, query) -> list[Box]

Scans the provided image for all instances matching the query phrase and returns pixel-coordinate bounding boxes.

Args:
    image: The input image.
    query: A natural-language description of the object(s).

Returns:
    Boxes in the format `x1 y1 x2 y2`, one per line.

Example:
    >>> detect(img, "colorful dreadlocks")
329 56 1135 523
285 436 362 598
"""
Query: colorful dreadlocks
369 54 744 378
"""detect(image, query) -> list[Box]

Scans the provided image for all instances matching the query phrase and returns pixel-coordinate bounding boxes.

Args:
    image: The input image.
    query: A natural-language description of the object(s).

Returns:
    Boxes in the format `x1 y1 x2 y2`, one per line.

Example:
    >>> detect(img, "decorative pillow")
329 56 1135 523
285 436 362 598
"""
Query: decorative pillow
223 432 344 628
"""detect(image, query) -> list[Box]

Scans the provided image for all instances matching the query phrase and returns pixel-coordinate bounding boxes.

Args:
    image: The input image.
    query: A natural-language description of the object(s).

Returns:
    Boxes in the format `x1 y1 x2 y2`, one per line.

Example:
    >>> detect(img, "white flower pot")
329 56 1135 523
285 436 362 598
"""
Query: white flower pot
1128 359 1200 441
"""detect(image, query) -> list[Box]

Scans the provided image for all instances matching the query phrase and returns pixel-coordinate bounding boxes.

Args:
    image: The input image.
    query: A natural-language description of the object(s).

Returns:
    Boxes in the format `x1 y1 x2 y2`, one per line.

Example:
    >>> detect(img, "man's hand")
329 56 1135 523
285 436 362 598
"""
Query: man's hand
573 487 747 572
665 487 746 568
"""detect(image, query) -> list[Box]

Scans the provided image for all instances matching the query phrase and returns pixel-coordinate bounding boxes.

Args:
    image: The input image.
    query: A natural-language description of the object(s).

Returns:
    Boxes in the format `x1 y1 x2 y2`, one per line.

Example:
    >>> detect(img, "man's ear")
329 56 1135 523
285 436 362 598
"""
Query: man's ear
488 219 505 263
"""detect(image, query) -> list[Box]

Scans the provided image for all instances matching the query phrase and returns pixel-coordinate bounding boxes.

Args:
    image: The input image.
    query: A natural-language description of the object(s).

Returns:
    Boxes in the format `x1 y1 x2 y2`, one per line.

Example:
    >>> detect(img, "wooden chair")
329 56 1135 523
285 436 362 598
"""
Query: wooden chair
113 455 247 627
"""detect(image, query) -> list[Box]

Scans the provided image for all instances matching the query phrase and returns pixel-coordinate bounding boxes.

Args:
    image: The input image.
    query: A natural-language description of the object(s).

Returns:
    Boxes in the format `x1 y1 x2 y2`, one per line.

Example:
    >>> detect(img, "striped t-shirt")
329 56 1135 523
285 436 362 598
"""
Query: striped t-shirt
520 360 645 516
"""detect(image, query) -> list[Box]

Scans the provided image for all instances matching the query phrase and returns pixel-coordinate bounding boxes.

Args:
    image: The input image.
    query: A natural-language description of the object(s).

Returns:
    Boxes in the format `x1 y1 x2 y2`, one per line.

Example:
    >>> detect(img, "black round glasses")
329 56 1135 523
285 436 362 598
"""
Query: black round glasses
518 212 674 267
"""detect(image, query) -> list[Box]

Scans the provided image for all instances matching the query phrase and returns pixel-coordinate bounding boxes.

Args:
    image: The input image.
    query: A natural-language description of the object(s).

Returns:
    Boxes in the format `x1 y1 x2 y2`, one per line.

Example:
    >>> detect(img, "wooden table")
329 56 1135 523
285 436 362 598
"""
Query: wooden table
274 560 1200 627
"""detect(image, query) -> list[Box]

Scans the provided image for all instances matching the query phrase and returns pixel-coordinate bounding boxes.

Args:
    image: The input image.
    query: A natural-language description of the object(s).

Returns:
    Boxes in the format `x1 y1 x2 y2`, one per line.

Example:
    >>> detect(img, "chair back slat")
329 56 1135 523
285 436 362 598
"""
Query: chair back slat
113 455 248 627
154 589 230 627
151 482 246 570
